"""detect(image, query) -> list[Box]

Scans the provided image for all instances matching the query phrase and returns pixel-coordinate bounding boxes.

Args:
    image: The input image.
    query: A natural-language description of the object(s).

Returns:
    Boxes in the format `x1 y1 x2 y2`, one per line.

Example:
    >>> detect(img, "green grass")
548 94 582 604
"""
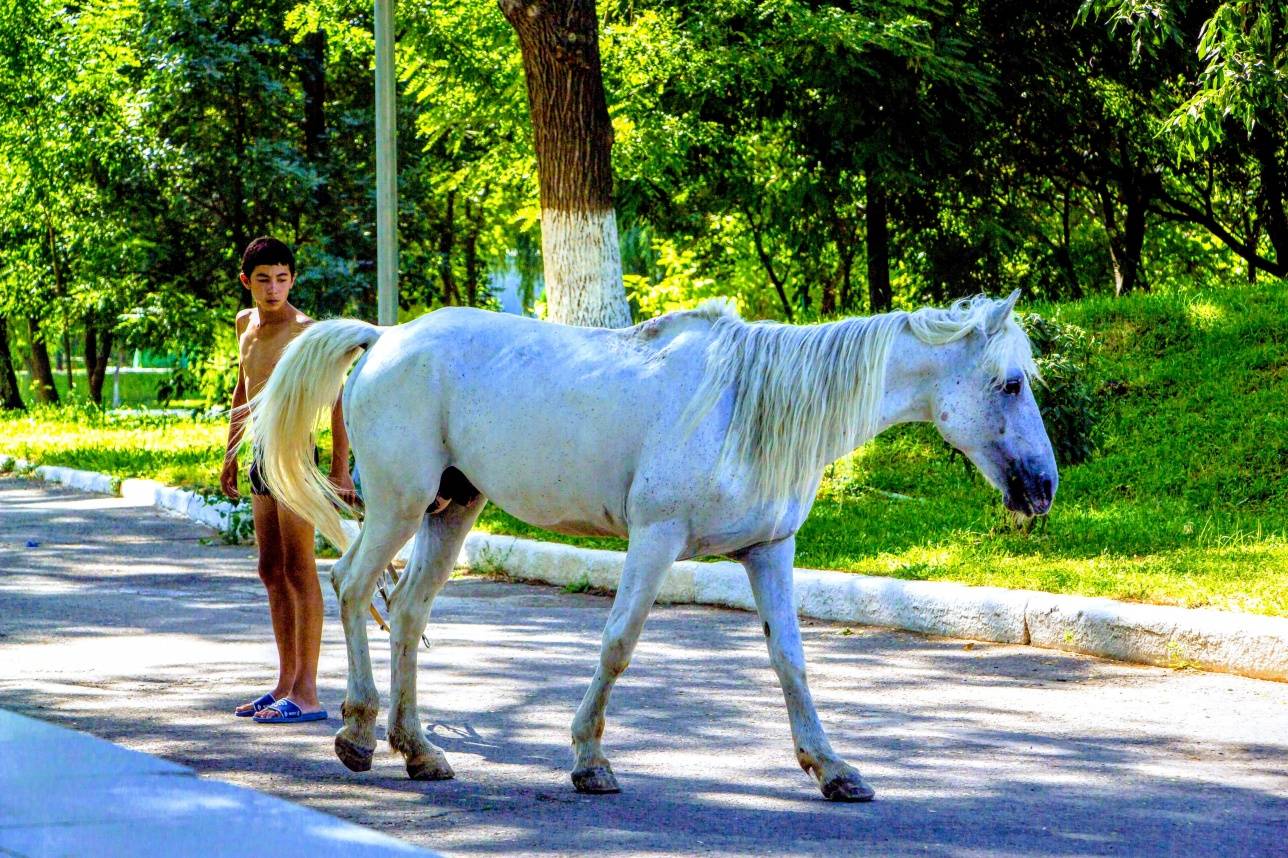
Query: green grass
0 405 230 492
14 368 184 408
4 280 1288 616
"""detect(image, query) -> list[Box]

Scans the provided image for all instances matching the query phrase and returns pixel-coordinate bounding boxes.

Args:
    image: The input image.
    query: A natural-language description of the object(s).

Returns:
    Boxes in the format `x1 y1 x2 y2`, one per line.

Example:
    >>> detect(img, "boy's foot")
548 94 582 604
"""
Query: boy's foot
253 698 328 724
234 693 276 717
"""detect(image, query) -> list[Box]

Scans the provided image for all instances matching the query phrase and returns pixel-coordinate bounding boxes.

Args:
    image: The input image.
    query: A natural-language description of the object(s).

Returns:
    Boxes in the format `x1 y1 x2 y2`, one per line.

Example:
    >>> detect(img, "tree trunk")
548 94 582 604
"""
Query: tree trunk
1102 183 1149 297
1251 123 1287 268
464 199 483 307
229 74 251 267
1059 186 1082 299
820 278 836 316
84 323 113 406
62 326 74 398
831 215 859 313
865 173 892 313
27 317 59 404
742 206 794 322
499 0 631 328
298 29 331 216
438 190 459 306
0 317 25 411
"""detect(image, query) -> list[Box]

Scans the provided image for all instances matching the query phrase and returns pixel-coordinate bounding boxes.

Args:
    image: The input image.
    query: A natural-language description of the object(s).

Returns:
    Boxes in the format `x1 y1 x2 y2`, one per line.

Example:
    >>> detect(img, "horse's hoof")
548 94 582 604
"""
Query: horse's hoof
571 764 620 794
821 773 875 802
407 757 455 781
335 735 374 773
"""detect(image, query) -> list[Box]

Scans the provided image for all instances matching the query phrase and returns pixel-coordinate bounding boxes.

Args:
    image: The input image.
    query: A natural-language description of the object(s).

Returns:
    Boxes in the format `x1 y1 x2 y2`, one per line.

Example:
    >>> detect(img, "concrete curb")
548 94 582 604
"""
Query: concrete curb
10 459 241 533
9 458 1287 683
457 532 1288 684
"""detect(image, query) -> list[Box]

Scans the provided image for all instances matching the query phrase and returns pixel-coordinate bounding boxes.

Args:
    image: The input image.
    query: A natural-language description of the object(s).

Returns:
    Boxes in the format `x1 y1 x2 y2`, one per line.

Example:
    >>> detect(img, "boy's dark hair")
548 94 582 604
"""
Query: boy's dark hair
241 236 295 277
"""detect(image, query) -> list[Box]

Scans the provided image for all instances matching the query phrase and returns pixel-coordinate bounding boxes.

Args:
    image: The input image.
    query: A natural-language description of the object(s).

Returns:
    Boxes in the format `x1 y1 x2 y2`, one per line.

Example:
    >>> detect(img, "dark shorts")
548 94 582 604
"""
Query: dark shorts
247 460 272 497
248 449 320 498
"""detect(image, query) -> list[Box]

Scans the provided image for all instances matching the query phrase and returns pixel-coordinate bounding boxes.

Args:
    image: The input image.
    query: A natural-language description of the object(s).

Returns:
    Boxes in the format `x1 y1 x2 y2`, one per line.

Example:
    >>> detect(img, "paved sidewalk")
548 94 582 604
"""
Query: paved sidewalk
0 709 436 857
2 476 1287 857
22 458 1288 680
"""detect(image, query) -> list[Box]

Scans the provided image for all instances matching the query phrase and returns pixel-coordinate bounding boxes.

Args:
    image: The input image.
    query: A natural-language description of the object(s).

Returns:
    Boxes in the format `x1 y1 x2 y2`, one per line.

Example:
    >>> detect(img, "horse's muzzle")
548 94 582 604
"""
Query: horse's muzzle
1003 462 1055 517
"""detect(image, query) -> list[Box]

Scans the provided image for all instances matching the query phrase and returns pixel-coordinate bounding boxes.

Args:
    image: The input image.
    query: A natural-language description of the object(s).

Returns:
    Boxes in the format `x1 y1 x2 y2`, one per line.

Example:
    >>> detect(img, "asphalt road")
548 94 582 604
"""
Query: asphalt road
1 476 1285 857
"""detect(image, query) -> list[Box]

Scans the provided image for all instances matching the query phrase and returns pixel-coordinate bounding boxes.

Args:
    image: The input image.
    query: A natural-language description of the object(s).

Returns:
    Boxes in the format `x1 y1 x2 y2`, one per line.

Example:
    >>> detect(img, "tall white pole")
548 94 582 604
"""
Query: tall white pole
375 0 398 326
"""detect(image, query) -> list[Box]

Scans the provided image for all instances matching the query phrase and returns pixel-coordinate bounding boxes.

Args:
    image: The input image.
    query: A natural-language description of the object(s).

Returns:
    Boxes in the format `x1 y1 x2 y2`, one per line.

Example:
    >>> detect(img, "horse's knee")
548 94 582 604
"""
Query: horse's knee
388 597 428 634
338 574 373 618
600 639 631 677
329 561 347 599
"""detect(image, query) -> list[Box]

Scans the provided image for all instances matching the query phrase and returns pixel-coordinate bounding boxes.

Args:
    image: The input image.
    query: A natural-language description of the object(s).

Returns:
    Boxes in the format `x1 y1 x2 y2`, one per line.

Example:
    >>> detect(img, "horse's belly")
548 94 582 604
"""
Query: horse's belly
480 490 631 540
449 445 633 540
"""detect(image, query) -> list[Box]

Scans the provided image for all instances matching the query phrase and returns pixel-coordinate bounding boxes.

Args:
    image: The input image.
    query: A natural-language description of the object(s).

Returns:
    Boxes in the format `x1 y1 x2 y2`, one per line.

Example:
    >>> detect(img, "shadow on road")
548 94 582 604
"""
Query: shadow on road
2 476 1286 857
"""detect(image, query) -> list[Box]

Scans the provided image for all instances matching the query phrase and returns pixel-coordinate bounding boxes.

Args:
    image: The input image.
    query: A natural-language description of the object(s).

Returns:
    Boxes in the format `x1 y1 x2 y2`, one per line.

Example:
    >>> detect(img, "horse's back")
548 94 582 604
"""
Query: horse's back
348 307 719 536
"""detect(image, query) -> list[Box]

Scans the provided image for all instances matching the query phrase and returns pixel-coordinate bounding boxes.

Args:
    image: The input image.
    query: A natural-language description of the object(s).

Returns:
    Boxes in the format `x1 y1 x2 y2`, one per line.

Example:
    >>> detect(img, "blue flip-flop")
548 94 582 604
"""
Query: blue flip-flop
253 698 328 724
235 693 275 717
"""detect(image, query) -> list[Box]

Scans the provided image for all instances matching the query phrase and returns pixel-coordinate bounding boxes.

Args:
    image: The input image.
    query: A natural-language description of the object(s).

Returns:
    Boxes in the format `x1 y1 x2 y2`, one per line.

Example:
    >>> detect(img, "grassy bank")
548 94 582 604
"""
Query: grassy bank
4 281 1287 615
13 368 183 408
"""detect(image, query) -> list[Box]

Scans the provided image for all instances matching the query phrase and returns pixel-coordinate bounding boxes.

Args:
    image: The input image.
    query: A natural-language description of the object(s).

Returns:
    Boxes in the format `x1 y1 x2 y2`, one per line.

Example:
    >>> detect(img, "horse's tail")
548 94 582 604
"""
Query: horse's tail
249 319 383 552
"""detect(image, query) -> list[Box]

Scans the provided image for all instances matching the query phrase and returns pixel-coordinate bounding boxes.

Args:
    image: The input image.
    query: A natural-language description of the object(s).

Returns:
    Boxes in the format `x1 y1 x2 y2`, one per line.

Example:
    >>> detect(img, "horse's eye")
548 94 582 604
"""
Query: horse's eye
1001 377 1022 395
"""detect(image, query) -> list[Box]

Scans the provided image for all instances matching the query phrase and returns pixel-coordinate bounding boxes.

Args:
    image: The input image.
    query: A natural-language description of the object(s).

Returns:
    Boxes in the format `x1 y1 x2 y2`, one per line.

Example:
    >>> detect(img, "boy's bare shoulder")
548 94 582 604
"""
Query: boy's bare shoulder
235 307 255 333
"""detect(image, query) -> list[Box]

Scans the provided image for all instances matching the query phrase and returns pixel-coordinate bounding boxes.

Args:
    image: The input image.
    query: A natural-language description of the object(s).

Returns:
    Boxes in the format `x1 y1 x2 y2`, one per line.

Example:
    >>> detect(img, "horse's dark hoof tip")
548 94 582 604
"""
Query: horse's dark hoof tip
572 765 620 794
335 735 374 773
407 759 455 781
822 774 875 802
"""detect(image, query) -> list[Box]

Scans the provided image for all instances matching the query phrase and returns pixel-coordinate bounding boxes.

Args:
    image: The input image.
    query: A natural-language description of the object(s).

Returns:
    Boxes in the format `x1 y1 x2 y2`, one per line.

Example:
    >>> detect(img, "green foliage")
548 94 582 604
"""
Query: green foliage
1020 313 1101 466
155 322 238 407
476 279 1288 616
7 273 1288 616
0 403 228 490
562 576 593 594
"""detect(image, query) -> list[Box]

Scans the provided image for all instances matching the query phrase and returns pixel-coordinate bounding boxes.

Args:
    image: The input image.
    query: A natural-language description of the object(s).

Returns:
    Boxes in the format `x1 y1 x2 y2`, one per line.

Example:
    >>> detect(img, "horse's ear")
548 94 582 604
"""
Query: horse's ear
986 290 1020 335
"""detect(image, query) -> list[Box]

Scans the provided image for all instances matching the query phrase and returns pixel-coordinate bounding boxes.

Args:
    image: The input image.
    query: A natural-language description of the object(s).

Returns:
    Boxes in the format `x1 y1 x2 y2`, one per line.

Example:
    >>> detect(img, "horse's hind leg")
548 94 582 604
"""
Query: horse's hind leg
570 521 685 794
333 481 436 773
739 535 874 802
387 493 486 780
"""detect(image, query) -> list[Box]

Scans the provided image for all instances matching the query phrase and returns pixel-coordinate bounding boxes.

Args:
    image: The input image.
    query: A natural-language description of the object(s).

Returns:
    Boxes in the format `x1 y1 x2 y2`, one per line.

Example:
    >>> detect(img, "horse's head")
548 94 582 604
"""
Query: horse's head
924 291 1057 519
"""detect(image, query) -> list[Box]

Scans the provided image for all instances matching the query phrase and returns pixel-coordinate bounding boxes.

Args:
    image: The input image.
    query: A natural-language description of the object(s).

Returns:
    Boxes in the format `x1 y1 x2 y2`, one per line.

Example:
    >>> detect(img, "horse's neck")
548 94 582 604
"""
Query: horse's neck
793 323 938 471
873 329 939 434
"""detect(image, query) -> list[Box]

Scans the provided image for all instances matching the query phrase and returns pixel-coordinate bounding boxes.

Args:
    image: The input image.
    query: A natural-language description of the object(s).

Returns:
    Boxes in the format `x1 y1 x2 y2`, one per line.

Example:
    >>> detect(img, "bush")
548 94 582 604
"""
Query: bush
1020 313 1100 466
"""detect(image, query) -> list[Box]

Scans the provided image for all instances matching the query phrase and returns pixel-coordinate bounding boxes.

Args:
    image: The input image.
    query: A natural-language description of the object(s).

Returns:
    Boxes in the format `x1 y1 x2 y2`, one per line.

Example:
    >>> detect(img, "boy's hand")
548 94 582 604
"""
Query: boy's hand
329 470 358 508
221 459 240 501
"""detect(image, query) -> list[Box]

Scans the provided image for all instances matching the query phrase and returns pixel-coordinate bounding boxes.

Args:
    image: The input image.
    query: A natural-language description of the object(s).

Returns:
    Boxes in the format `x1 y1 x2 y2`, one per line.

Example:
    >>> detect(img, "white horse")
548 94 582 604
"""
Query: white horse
251 291 1056 802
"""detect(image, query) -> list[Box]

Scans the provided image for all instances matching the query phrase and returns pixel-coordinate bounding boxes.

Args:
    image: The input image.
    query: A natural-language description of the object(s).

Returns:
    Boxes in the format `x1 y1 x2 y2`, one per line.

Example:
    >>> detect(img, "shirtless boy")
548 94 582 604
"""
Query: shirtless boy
222 236 357 724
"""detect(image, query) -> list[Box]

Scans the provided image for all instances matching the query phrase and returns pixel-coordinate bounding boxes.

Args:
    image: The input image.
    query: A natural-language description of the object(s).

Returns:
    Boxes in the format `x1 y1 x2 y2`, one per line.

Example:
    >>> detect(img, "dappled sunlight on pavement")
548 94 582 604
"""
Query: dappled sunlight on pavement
2 475 1286 857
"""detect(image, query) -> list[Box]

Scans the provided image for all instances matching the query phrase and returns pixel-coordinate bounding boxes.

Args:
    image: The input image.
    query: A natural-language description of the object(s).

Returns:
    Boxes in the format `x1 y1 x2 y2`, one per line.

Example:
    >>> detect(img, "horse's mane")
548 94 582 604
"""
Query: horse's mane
683 295 1038 503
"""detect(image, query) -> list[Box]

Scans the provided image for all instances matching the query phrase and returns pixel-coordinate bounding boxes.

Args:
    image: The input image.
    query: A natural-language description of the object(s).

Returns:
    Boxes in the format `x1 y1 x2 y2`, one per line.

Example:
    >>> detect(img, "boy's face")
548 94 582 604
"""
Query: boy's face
240 263 294 311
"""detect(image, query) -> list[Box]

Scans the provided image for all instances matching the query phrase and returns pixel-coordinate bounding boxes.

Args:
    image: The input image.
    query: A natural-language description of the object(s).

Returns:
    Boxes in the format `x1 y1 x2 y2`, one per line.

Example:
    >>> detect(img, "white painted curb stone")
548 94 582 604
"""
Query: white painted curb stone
7 458 1287 682
1025 593 1288 682
33 464 116 495
460 532 1288 682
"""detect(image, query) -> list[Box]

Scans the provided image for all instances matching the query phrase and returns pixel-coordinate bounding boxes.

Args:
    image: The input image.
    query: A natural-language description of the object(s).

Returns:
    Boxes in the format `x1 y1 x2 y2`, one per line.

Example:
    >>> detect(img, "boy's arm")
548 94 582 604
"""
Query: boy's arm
222 310 253 500
328 395 357 506
221 367 248 500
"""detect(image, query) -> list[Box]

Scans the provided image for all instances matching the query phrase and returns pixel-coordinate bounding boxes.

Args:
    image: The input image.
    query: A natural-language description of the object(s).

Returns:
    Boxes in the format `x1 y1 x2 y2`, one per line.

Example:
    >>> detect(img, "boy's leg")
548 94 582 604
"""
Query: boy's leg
255 501 324 716
233 494 297 715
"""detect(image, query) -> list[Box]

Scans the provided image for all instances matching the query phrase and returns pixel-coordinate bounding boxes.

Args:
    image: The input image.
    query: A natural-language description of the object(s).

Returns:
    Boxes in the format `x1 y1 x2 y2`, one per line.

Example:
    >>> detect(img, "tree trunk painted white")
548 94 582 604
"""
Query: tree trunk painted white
541 208 631 328
500 0 632 329
111 351 121 409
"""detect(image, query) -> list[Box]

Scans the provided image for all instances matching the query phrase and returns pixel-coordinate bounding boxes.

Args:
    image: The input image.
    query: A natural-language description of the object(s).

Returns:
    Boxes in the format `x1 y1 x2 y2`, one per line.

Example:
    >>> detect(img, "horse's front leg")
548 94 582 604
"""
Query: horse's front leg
570 521 686 794
739 536 875 802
